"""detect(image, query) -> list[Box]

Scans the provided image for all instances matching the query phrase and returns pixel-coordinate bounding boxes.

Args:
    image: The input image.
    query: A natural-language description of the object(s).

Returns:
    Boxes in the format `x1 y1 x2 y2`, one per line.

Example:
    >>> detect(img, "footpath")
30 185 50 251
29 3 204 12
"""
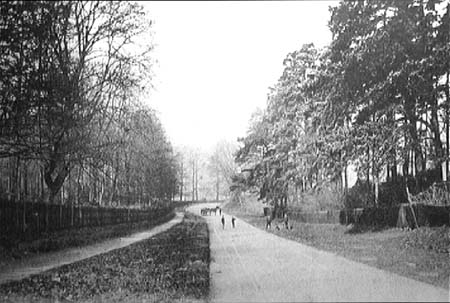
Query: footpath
187 204 449 302
0 212 184 285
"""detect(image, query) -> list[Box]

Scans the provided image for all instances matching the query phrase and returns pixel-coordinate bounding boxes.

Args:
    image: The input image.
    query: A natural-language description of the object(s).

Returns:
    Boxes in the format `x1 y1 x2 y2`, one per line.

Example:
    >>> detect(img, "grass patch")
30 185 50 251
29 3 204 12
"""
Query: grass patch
0 212 210 303
224 201 449 290
0 211 175 267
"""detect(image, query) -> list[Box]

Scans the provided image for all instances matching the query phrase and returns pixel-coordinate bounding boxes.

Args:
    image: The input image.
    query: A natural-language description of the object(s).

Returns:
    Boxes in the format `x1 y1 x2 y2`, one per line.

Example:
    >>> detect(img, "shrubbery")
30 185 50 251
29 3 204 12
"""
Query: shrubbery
344 168 445 209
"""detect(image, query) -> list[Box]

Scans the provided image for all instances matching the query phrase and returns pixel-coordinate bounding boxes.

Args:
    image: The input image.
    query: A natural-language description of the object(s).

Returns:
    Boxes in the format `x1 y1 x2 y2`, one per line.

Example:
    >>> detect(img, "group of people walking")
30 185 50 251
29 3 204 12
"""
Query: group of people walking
200 205 236 229
202 205 291 231
221 214 236 229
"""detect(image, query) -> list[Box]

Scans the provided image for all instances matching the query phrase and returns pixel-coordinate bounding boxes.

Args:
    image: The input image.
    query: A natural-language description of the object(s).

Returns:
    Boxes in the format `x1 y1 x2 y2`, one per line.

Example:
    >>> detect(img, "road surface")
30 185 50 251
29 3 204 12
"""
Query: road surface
0 212 184 285
188 203 449 302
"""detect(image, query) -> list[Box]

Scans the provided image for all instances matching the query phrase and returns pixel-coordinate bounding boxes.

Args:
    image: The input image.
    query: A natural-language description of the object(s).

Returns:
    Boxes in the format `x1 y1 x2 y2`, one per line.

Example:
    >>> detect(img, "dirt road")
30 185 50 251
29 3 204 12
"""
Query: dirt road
0 212 184 285
188 204 448 302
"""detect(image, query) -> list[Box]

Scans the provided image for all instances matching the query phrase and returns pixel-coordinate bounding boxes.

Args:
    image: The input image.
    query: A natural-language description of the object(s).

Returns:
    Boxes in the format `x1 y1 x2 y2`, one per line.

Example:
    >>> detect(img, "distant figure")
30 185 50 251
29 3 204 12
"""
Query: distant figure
231 216 236 228
219 207 222 216
221 215 225 229
265 214 272 229
284 213 289 229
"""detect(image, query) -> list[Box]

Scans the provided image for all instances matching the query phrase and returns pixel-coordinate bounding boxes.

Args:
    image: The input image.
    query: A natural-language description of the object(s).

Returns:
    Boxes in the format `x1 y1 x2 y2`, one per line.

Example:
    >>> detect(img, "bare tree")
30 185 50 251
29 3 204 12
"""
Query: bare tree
209 139 239 199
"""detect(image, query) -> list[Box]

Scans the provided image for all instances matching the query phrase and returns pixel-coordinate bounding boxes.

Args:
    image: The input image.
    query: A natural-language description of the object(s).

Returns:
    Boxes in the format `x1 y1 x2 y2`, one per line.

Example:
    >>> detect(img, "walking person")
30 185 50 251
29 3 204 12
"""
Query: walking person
231 216 236 228
265 214 272 230
219 207 222 216
221 215 225 229
284 212 289 230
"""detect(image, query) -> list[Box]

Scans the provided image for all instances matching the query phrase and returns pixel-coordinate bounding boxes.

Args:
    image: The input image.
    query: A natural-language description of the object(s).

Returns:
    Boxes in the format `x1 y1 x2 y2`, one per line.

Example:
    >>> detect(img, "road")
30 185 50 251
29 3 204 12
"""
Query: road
188 203 449 302
0 212 184 285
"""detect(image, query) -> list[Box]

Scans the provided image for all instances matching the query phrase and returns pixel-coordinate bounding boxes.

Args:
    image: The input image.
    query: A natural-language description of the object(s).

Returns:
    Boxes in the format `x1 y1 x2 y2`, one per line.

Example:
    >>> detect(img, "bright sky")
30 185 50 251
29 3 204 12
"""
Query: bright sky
142 1 339 153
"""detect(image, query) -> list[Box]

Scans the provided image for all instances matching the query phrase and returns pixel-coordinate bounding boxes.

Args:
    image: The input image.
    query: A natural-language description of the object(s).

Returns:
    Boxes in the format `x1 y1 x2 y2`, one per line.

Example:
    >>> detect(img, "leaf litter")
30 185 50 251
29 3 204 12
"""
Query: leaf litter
0 213 210 303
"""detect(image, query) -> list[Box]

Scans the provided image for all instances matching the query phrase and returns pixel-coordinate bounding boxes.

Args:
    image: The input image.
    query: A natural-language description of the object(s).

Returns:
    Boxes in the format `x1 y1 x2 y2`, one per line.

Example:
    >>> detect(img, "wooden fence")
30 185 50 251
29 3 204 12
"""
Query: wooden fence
261 206 341 224
339 206 400 226
0 199 173 242
289 210 341 224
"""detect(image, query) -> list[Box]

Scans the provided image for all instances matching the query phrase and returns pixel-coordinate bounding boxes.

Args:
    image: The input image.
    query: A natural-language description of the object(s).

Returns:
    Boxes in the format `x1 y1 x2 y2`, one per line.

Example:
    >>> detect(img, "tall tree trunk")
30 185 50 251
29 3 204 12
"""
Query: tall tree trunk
40 165 45 200
343 163 348 194
366 146 370 206
392 154 397 183
44 159 70 204
76 167 81 206
110 155 120 206
179 161 183 201
12 157 20 202
446 72 449 181
192 160 195 202
403 135 410 177
374 170 379 207
386 163 390 182
430 97 443 181
98 169 104 206
216 172 220 201
195 164 199 201
22 161 27 232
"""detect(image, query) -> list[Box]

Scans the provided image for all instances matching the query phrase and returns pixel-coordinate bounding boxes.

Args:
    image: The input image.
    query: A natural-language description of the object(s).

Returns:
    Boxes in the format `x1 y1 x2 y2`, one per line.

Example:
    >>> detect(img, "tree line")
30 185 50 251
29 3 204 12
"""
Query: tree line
174 140 238 202
0 1 178 208
235 0 450 208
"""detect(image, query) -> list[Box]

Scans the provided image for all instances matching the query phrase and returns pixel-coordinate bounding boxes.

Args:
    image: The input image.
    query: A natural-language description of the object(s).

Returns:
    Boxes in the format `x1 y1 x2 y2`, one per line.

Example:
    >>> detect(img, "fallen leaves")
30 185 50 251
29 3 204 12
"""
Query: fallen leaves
0 213 210 302
0 212 175 266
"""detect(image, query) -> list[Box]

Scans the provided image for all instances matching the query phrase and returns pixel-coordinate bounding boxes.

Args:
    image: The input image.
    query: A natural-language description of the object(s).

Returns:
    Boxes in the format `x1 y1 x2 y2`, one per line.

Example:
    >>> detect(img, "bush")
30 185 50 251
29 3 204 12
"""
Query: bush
340 204 449 229
378 180 408 207
345 168 444 209
344 179 374 208
339 206 400 227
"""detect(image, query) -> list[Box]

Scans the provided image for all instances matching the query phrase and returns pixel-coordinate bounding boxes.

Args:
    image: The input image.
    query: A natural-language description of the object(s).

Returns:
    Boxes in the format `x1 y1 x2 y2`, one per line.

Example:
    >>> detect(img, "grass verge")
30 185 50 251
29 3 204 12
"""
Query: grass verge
0 211 175 267
0 212 210 303
224 201 449 290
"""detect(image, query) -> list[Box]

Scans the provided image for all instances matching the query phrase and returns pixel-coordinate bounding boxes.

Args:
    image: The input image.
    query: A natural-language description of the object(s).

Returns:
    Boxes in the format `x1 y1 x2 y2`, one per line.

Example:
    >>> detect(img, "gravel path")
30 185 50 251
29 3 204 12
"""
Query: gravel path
188 204 448 302
0 212 184 285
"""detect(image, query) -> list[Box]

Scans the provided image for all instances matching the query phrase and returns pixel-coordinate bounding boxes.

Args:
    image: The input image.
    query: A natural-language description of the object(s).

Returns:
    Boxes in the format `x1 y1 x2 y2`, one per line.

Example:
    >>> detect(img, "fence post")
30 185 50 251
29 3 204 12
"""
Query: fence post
405 185 419 229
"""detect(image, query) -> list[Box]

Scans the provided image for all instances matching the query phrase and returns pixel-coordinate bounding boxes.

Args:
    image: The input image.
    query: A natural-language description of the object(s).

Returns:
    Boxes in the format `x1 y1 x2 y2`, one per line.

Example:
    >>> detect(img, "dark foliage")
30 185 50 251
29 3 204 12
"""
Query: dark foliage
345 168 445 208
0 213 210 302
339 204 449 229
0 211 175 266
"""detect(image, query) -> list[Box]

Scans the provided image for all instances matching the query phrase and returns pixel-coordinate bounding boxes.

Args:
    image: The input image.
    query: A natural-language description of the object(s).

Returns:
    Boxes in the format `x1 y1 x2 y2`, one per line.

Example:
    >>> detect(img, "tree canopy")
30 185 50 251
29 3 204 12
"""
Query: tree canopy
235 0 450 208
0 1 177 206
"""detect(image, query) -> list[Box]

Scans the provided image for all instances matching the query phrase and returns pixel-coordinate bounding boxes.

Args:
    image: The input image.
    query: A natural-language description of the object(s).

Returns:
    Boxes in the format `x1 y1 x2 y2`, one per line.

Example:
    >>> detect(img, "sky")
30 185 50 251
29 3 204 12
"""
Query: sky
141 1 339 153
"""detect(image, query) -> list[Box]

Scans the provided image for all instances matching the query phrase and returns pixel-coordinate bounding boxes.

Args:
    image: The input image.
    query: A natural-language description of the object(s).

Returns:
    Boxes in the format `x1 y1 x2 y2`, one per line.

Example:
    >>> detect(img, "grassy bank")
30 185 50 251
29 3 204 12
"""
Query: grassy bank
224 200 449 290
0 211 175 268
0 212 209 303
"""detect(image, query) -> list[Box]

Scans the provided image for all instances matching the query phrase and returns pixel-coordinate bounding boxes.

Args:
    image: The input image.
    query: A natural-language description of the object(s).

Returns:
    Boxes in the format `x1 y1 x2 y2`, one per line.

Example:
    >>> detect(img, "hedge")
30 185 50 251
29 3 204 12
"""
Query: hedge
339 204 450 228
